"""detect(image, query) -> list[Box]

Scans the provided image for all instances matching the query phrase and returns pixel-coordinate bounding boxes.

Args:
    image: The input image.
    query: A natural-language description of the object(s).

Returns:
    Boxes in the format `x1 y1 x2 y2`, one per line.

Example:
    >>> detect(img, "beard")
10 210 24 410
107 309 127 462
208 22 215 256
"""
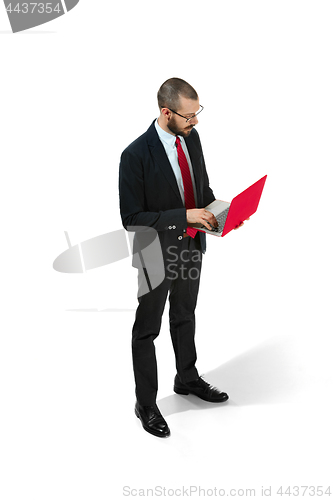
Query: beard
167 116 194 137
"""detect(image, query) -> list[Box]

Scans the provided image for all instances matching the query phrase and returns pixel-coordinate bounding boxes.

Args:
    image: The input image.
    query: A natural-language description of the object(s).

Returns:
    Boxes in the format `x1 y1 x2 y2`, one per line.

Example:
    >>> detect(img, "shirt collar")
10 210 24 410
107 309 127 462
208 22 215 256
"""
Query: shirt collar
154 119 185 148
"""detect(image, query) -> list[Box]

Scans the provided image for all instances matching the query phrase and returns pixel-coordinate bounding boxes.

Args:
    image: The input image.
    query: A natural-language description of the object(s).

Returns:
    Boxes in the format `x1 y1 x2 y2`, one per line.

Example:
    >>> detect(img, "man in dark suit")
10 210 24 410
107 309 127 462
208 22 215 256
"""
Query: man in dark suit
119 78 229 438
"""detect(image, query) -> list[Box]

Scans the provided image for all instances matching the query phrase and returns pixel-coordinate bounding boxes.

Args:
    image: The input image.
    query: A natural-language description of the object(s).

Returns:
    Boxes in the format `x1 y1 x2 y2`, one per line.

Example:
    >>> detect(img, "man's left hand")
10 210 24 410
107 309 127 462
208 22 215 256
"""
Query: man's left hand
234 217 250 230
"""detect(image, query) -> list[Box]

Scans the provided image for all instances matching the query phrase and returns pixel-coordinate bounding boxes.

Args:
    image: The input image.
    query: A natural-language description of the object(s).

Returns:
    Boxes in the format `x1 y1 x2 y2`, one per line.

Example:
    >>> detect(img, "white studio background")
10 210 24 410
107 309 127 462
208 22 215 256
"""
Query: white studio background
1 1 332 499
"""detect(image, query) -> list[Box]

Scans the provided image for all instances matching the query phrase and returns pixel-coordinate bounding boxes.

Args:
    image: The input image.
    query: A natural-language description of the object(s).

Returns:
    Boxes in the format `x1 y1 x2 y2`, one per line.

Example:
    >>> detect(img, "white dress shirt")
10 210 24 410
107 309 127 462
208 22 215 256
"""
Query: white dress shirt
154 119 198 207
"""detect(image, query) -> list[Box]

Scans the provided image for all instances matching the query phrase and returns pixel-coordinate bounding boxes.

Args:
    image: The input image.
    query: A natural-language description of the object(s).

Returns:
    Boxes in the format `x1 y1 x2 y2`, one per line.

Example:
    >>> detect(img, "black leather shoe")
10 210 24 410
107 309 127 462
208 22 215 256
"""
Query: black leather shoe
174 374 229 403
135 402 170 438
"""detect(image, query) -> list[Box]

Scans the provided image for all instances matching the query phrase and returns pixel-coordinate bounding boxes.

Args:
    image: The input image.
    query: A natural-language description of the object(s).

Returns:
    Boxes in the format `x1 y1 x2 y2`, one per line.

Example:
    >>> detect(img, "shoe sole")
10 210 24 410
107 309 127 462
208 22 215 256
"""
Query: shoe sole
135 408 171 438
174 386 229 403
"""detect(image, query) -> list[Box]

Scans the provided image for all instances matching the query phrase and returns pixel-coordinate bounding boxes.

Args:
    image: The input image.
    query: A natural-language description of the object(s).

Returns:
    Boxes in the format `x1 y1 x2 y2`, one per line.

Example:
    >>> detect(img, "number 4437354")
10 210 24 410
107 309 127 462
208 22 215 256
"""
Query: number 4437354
6 3 62 14
277 486 331 496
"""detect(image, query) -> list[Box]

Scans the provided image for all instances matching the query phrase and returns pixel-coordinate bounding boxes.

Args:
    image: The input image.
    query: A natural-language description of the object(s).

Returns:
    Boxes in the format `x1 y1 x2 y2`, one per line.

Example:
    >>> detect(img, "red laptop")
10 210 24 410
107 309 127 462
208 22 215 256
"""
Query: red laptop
193 175 267 237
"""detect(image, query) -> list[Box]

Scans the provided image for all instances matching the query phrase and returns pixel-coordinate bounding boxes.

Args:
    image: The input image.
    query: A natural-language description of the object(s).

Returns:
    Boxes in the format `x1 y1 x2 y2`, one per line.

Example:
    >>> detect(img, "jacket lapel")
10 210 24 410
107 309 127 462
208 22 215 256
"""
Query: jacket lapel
146 121 183 202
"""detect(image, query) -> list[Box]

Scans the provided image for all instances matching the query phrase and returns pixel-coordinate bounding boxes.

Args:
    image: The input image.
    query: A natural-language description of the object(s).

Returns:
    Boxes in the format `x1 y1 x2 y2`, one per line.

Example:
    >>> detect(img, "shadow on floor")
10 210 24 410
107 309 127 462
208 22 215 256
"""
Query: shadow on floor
158 335 305 417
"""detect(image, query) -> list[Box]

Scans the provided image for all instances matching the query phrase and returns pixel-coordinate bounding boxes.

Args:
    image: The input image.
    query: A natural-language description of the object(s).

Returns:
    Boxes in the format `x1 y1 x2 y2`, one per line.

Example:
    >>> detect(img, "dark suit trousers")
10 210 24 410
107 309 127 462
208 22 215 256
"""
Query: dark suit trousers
132 235 202 405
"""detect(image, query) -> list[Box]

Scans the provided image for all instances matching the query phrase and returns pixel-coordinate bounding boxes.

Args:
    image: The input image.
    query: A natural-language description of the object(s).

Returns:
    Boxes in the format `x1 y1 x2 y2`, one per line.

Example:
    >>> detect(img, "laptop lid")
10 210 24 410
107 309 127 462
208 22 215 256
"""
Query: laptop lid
221 175 267 237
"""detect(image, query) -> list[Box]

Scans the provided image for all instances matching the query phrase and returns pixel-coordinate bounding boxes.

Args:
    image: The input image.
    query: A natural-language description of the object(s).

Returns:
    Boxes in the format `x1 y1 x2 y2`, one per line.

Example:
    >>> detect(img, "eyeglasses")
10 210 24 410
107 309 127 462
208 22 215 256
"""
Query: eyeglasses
168 105 204 123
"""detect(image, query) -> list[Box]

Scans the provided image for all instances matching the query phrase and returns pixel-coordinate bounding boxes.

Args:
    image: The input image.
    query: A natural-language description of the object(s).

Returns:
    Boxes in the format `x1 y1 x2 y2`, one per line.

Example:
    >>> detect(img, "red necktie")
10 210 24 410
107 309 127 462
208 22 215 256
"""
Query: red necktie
175 136 198 238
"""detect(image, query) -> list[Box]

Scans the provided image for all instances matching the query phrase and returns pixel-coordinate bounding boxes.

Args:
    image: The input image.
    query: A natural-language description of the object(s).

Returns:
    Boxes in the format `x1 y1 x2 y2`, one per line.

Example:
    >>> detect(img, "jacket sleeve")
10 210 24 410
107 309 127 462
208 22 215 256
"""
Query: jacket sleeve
192 129 216 207
202 159 216 207
119 148 187 232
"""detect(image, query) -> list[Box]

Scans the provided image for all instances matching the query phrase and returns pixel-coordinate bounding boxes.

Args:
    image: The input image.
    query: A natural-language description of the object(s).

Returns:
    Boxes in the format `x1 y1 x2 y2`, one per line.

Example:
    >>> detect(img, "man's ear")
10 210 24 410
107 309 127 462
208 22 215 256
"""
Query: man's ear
161 108 172 120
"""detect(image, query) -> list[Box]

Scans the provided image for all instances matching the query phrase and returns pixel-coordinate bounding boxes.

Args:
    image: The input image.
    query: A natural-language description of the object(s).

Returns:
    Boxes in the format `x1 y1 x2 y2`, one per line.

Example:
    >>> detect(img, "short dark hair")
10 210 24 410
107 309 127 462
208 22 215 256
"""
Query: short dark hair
157 78 198 111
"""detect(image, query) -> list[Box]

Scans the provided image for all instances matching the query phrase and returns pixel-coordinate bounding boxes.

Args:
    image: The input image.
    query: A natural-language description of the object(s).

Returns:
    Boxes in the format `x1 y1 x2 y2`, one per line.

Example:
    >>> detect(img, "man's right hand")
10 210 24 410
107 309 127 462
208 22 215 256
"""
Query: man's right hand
186 209 218 231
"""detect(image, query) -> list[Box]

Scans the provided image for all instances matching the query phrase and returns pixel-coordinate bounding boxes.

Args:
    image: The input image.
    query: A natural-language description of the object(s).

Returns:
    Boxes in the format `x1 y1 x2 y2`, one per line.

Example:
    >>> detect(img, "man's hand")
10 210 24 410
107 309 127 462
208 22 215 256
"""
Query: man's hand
186 208 218 231
234 217 250 230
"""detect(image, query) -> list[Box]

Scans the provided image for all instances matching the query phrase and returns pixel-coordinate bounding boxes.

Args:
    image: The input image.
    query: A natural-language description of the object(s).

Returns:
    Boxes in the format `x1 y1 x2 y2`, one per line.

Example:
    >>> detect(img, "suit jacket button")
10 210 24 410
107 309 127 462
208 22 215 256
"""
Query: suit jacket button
173 225 176 229
178 236 183 240
168 226 172 230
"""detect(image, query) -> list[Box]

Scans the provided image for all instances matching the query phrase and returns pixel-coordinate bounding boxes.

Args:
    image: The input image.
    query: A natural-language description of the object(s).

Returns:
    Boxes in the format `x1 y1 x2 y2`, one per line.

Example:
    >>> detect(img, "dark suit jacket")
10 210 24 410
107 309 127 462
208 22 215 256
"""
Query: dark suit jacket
119 121 215 266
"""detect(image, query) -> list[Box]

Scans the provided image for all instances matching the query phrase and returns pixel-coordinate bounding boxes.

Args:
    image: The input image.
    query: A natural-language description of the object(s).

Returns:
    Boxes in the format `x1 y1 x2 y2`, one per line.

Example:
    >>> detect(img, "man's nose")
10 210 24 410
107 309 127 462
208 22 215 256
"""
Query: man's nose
189 115 199 125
